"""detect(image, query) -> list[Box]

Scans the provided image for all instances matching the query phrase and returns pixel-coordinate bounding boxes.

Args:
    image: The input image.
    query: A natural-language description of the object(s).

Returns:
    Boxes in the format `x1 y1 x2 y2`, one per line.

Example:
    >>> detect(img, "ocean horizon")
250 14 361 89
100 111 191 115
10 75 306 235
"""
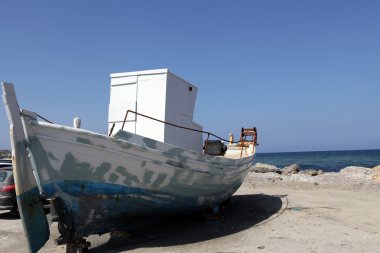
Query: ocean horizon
254 149 380 173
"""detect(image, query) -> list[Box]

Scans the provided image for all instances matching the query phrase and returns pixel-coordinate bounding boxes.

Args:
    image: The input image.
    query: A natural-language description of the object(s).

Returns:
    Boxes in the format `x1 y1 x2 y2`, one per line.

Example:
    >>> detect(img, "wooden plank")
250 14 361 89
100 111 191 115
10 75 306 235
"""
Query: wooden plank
2 82 49 253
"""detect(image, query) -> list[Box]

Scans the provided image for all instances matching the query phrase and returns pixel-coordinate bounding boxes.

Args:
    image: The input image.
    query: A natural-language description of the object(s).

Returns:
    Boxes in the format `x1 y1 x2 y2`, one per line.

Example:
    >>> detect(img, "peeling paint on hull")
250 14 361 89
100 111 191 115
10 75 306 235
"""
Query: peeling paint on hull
43 179 239 238
17 187 50 252
23 121 253 241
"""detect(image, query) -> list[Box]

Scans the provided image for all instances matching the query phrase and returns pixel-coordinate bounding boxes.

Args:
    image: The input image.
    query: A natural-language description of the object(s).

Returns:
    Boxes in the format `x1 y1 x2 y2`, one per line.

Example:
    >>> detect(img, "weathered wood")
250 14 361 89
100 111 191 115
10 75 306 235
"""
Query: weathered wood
2 82 49 253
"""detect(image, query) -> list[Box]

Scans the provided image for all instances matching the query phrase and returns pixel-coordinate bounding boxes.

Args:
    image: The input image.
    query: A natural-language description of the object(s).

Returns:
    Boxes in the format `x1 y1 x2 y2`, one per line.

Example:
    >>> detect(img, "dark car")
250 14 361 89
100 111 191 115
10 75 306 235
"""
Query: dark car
0 166 19 217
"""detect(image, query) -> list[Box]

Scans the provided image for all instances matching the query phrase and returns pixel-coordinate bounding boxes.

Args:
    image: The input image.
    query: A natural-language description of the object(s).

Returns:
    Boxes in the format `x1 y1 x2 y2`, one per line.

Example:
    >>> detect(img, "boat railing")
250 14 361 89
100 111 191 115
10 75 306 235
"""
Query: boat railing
24 108 257 156
111 109 258 154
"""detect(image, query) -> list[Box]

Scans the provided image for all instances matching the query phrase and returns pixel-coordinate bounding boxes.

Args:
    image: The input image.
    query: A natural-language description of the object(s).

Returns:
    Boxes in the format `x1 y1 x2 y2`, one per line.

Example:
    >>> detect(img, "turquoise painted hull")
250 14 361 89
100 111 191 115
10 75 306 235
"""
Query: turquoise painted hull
17 187 50 253
43 179 240 238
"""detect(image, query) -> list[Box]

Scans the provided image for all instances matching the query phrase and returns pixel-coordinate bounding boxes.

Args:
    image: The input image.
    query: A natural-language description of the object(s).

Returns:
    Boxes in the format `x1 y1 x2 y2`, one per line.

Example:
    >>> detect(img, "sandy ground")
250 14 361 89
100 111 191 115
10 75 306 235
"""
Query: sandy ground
1 175 380 253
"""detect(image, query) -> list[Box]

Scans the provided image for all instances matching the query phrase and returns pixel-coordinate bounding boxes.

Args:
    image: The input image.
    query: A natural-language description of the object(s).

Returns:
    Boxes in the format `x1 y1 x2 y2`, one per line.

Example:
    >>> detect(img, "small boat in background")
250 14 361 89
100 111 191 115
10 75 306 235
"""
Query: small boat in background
2 69 257 253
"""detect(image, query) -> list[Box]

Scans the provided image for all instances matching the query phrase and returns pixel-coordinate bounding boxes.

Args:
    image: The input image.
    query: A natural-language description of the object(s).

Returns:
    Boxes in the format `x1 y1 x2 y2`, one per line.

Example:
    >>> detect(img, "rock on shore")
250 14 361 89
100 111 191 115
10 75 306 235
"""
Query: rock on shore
250 163 281 173
244 163 380 191
281 164 300 175
340 166 371 174
371 165 380 182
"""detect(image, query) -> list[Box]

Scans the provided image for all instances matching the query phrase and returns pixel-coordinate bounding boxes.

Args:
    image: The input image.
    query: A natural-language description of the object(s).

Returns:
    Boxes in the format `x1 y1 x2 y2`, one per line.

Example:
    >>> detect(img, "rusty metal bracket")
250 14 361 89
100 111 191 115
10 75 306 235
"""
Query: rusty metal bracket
240 127 258 157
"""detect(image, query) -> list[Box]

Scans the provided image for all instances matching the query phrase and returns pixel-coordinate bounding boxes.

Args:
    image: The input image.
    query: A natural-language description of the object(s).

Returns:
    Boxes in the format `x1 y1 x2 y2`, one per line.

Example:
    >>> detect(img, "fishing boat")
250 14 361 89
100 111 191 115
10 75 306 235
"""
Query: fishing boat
2 69 257 253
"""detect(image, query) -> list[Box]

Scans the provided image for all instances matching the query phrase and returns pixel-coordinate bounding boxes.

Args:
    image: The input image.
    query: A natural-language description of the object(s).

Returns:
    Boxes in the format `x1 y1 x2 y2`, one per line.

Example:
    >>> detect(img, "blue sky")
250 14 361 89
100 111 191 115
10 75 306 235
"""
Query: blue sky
0 0 379 153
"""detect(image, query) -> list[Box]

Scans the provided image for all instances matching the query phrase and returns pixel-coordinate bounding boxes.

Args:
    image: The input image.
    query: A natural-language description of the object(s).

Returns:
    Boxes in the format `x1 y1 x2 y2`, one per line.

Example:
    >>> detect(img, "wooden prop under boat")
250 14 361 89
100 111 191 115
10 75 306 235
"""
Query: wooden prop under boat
2 82 257 253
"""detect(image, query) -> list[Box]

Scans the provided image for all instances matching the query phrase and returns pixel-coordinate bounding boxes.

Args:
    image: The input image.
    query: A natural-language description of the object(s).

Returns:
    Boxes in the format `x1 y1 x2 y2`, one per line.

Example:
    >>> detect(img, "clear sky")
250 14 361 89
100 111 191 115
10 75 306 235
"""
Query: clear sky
1 0 379 153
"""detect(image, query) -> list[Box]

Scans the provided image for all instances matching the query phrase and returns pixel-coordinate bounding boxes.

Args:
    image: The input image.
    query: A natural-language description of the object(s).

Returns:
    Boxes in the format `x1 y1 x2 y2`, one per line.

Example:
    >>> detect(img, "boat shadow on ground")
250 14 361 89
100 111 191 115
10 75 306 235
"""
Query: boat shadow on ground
89 193 284 252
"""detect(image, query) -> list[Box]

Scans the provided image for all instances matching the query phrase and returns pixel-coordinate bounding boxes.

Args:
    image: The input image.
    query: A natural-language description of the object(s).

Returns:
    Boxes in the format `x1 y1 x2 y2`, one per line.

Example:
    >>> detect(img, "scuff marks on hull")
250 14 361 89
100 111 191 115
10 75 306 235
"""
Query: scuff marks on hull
44 180 234 239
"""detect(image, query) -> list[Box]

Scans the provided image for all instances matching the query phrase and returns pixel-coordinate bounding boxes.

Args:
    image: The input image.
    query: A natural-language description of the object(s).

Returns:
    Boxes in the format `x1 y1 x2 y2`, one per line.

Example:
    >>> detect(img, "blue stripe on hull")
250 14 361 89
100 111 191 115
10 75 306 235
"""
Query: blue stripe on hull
43 180 236 238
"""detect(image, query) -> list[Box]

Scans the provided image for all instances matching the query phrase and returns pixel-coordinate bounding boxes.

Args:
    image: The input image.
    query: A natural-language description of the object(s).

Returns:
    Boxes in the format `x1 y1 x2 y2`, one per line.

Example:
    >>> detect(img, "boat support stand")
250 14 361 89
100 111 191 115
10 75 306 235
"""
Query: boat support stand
51 197 91 253
65 239 91 253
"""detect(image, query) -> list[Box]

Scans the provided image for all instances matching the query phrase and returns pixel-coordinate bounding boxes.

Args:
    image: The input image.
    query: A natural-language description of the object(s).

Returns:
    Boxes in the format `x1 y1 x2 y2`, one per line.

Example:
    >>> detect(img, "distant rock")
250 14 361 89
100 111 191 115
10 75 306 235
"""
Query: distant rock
301 169 319 176
340 166 371 175
281 164 300 175
250 163 281 174
317 169 324 175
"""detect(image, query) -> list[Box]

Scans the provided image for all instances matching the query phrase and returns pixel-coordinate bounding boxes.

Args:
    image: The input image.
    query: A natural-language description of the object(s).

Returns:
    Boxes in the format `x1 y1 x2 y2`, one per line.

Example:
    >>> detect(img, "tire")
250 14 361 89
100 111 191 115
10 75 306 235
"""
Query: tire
10 202 20 218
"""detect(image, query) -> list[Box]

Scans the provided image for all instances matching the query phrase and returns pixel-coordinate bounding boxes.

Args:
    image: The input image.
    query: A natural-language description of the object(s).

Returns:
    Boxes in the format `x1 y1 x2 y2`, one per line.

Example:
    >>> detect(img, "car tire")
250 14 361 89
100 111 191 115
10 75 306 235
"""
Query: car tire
10 202 20 218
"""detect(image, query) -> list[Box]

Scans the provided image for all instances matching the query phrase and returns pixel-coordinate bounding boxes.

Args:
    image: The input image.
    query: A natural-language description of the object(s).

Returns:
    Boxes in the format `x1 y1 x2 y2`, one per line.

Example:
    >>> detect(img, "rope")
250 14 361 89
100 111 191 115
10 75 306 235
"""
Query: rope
36 113 54 124
21 112 54 124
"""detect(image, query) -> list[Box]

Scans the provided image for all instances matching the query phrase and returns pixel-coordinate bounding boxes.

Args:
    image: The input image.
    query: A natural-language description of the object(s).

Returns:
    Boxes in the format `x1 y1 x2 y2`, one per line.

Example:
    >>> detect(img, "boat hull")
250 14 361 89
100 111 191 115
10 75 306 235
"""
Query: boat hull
22 119 253 239
44 179 241 238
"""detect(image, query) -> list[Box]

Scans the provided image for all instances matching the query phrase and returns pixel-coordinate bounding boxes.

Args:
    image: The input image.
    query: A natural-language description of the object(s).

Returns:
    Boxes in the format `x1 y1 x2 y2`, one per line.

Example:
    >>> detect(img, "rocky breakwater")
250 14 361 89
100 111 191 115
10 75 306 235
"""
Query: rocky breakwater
243 163 380 191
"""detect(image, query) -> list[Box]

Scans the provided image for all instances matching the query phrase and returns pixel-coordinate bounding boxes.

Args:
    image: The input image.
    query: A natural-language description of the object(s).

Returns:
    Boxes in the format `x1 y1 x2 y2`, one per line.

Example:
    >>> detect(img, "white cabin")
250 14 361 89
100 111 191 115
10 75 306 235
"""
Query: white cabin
108 68 203 152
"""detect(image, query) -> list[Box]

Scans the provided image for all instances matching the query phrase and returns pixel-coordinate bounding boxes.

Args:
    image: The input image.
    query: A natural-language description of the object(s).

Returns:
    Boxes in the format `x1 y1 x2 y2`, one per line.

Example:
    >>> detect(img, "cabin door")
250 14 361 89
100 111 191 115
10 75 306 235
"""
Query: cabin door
108 76 138 134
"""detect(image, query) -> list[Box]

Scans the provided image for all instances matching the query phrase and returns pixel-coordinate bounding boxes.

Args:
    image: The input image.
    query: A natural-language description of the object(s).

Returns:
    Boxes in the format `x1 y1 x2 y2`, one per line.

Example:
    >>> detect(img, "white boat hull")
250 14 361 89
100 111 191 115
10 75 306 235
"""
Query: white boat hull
24 118 253 236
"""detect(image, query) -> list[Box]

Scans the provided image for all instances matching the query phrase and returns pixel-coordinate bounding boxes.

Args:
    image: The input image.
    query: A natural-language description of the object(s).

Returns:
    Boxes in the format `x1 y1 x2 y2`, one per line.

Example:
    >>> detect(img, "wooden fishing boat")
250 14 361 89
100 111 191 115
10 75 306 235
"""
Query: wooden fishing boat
1 70 257 252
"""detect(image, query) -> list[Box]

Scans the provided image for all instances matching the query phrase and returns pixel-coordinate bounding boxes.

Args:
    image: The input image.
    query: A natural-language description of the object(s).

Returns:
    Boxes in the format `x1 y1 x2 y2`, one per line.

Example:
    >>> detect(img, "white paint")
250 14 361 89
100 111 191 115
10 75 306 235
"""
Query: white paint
24 120 253 191
1 84 38 193
108 68 203 152
73 117 81 128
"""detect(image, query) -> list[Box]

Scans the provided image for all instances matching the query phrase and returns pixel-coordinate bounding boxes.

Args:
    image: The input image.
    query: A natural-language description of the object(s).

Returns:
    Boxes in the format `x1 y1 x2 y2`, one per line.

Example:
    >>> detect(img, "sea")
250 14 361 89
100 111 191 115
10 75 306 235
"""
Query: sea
254 149 380 173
